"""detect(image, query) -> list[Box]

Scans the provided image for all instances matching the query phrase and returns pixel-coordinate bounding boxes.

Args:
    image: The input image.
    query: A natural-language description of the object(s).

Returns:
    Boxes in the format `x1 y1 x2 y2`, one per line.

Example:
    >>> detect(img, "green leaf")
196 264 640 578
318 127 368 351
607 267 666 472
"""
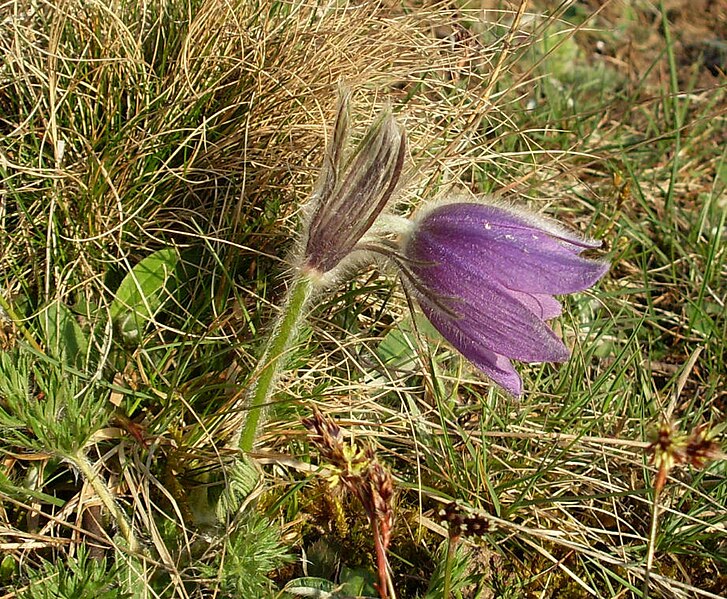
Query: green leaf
376 314 441 371
215 456 262 521
283 577 338 596
17 545 129 599
0 468 66 508
0 554 16 584
338 566 377 596
39 301 89 368
282 576 379 598
109 248 180 343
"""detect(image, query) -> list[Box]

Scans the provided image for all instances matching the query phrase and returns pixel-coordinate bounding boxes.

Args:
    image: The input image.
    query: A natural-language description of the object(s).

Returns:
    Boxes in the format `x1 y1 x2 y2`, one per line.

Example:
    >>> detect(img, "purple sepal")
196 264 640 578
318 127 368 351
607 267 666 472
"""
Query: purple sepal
404 202 609 395
413 203 608 295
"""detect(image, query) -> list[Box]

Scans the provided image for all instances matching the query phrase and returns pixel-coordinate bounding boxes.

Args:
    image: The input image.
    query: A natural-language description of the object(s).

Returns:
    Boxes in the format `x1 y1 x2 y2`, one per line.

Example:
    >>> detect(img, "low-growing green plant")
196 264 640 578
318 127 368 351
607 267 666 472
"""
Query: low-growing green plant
0 350 107 457
17 546 128 599
196 510 293 597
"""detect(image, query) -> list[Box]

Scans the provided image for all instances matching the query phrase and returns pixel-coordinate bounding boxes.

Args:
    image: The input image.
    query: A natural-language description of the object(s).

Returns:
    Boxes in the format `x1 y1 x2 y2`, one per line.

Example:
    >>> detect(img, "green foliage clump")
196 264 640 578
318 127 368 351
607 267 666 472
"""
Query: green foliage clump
197 511 293 598
0 349 110 457
18 547 128 599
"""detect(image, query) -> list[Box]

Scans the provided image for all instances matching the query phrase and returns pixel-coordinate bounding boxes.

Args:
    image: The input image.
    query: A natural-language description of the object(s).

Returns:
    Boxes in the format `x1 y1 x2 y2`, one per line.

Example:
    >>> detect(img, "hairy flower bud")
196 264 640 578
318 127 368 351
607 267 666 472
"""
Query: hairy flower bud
301 90 406 278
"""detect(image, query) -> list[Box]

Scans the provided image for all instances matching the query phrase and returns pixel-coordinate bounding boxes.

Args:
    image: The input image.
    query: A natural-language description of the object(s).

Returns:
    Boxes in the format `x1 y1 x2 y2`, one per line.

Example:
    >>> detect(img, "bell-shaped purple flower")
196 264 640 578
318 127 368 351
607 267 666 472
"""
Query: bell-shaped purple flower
301 90 406 278
400 201 609 396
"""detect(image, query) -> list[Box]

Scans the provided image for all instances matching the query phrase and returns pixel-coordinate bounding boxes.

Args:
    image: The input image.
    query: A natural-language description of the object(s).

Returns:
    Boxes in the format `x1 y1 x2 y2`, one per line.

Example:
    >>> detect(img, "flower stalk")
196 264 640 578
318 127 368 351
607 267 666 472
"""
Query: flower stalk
238 273 314 452
643 421 722 598
437 502 495 598
443 535 455 599
302 408 395 599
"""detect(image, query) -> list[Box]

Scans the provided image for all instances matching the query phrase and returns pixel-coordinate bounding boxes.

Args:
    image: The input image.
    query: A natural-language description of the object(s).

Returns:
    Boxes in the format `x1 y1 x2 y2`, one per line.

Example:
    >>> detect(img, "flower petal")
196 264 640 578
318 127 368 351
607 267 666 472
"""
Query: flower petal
311 88 351 205
398 200 608 395
507 290 563 320
413 203 609 295
408 230 570 362
420 299 523 396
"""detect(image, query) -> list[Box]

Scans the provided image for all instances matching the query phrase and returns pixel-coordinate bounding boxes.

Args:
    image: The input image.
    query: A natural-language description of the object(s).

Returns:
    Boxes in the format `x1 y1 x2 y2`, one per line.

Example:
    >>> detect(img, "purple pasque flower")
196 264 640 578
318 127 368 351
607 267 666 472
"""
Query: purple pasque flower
301 90 406 279
399 201 609 396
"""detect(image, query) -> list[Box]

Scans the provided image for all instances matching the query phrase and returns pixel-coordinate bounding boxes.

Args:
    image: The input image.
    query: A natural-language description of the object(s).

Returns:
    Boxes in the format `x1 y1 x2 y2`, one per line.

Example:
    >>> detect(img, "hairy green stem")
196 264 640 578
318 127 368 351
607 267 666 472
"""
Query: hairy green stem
71 450 140 553
238 273 314 452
